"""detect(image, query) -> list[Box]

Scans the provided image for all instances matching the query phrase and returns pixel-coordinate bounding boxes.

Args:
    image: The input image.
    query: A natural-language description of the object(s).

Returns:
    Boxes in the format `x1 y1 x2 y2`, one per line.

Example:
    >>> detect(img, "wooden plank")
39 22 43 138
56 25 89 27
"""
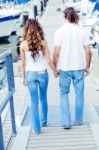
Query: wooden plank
29 134 96 140
28 140 96 146
28 137 94 142
27 145 97 149
91 124 99 150
27 141 96 147
27 147 97 150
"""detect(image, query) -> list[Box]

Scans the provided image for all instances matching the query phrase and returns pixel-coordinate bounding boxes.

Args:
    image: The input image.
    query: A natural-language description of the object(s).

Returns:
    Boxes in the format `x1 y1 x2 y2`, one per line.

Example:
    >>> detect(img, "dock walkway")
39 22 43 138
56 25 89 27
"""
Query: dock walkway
1 0 99 149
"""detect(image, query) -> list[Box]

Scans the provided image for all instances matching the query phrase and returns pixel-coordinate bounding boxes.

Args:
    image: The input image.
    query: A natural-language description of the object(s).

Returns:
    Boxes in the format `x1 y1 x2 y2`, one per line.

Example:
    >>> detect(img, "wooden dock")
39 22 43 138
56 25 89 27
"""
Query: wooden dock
26 126 97 150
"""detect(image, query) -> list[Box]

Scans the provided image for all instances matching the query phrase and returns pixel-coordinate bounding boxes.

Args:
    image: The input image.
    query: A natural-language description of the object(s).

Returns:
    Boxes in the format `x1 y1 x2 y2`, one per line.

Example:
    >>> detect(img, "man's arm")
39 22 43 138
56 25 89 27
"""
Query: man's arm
53 46 61 68
84 45 92 76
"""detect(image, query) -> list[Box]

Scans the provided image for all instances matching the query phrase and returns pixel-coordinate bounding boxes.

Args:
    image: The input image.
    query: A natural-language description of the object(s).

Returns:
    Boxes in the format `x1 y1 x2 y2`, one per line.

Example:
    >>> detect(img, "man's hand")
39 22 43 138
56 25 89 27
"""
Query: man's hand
85 68 90 76
22 78 26 86
53 70 59 78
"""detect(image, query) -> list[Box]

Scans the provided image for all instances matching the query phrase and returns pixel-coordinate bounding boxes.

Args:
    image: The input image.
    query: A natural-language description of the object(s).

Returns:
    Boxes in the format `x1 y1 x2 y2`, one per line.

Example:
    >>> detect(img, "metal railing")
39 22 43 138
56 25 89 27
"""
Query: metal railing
0 51 16 150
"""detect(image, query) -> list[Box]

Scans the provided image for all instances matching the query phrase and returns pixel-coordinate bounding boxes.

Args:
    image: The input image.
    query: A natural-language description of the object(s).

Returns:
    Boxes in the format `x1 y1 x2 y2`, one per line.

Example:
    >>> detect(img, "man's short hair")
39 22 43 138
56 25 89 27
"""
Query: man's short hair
64 7 79 24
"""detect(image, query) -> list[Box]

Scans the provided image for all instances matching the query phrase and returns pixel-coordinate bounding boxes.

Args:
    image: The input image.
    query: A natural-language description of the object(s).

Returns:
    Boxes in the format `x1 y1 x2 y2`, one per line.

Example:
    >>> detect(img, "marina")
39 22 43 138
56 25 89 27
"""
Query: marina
0 0 99 150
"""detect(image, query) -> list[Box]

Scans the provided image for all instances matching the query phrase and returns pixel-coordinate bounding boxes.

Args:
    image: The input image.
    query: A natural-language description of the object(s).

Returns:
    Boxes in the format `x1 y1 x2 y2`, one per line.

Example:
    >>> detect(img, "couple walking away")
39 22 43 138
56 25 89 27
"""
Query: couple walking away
20 7 92 134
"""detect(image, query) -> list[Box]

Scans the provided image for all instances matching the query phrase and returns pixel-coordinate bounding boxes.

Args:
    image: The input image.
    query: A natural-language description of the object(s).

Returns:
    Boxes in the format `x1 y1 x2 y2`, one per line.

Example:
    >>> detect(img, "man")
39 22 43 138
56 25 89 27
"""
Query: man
53 7 92 129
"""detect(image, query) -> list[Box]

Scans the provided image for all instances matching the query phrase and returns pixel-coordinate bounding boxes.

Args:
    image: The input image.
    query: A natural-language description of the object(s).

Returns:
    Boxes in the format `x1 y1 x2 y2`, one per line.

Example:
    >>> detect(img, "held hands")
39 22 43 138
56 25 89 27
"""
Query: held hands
53 70 59 78
22 78 26 86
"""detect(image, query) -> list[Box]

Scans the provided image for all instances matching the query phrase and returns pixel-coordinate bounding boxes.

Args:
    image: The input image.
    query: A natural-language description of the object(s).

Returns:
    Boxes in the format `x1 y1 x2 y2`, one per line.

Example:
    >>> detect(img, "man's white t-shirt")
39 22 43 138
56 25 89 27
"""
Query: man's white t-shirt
54 22 90 71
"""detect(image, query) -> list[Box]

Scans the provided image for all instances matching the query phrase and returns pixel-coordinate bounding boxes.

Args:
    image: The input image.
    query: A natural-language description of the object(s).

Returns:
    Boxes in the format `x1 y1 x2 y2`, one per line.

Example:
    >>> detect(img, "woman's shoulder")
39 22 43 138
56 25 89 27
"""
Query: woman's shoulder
20 40 28 51
20 40 27 47
41 39 47 46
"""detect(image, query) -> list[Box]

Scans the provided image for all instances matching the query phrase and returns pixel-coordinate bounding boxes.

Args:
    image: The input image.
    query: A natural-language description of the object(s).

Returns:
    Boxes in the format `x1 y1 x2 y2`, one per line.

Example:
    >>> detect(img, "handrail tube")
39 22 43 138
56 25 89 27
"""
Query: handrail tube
9 96 17 135
0 117 4 150
0 50 11 60
6 54 16 135
6 54 15 91
0 51 17 150
0 92 12 115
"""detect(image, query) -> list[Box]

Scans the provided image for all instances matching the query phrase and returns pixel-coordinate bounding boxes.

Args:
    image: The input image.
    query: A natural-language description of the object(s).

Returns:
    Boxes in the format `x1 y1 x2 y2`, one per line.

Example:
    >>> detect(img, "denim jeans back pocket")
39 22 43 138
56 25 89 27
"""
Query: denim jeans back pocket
26 71 37 83
38 70 48 82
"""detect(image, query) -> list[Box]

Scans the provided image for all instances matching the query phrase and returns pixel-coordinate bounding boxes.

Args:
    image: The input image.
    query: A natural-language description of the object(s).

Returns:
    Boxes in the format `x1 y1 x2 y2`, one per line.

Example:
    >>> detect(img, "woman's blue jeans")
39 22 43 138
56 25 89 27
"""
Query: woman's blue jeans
26 70 48 134
59 70 85 128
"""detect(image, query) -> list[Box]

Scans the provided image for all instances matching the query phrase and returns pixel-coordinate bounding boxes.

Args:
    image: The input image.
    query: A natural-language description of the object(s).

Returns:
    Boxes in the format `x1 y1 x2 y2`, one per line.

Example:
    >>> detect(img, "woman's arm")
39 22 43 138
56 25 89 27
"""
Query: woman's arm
20 43 26 85
43 40 58 77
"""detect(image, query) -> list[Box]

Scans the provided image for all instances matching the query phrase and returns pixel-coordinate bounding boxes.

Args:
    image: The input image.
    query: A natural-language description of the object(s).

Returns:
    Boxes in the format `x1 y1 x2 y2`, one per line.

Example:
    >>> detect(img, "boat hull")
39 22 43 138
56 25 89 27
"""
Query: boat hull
0 14 20 39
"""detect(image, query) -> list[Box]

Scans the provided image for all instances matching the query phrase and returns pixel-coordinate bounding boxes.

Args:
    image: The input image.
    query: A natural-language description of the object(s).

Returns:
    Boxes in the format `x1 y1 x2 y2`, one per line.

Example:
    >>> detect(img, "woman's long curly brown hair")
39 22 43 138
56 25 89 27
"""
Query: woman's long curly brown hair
23 19 45 60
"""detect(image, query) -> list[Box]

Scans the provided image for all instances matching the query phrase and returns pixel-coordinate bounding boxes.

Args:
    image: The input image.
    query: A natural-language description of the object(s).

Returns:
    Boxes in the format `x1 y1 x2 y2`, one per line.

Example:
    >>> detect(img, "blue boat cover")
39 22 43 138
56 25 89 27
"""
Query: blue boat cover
0 0 30 4
93 0 99 11
89 0 97 3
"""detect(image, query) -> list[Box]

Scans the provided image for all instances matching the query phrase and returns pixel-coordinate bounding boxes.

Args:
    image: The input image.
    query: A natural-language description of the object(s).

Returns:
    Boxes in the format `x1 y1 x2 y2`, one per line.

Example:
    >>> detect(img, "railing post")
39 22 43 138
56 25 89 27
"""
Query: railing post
0 116 4 150
9 96 16 135
33 5 38 19
22 12 29 26
40 1 44 15
6 54 16 135
44 0 47 7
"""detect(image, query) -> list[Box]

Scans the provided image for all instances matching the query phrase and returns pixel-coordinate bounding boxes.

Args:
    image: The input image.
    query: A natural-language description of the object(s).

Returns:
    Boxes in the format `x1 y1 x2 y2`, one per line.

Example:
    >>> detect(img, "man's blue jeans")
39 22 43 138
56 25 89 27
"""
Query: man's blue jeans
59 70 84 128
26 70 48 134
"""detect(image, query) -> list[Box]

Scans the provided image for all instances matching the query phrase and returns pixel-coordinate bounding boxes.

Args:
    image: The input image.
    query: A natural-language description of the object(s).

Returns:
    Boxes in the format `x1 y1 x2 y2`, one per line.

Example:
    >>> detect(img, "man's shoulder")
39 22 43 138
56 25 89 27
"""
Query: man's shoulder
77 25 86 31
55 26 63 34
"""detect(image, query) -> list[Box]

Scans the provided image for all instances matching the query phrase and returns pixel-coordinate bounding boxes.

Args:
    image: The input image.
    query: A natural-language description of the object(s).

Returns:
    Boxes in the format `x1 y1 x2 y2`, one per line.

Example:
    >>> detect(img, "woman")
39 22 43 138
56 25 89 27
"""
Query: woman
20 19 58 134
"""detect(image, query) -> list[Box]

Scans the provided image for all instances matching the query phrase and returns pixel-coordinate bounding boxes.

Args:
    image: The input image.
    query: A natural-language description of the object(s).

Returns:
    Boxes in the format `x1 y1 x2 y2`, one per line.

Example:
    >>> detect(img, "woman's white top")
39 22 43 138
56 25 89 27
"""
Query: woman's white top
25 51 47 71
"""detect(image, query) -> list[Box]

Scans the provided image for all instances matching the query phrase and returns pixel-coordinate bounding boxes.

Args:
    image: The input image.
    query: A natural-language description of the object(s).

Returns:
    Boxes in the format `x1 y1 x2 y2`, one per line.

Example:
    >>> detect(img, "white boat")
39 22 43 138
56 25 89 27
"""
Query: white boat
0 0 29 39
0 13 20 40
